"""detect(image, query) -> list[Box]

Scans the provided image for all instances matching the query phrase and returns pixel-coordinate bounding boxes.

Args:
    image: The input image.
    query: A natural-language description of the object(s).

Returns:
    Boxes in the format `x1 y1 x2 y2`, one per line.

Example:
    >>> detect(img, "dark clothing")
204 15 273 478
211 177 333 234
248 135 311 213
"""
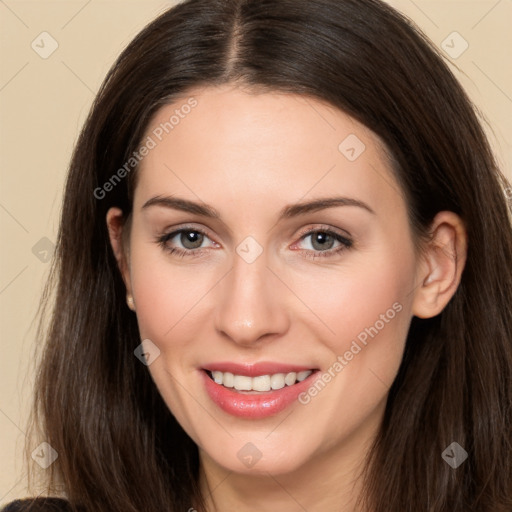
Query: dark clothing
1 498 71 511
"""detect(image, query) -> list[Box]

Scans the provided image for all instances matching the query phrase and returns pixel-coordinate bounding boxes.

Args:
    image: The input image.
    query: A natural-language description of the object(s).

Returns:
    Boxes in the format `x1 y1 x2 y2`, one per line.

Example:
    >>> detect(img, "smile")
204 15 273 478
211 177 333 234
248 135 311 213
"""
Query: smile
206 370 313 392
201 364 320 419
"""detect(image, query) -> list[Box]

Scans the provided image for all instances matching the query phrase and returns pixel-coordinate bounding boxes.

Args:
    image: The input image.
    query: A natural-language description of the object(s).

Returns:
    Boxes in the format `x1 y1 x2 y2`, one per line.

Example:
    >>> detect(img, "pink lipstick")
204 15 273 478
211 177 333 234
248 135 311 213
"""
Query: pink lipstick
201 362 319 419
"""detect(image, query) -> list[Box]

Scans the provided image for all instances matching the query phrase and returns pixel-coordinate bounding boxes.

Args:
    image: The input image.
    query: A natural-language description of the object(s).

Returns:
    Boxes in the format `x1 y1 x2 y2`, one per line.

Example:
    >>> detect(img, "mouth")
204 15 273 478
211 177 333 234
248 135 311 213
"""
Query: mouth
204 369 316 394
200 363 321 418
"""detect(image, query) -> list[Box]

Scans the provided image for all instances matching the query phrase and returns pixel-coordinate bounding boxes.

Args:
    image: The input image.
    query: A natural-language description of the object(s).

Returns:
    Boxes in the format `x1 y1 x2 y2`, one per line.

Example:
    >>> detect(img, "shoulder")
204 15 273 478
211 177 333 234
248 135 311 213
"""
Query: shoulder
1 498 72 511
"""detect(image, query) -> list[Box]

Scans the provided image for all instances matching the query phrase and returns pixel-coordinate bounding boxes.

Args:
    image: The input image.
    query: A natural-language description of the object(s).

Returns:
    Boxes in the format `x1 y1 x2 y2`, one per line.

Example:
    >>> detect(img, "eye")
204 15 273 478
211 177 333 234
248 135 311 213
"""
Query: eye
293 227 353 259
156 227 217 258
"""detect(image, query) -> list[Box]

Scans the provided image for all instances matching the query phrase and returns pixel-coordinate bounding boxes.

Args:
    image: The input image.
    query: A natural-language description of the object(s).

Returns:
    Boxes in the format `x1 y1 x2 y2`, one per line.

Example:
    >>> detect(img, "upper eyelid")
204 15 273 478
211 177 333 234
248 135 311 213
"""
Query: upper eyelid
295 224 352 240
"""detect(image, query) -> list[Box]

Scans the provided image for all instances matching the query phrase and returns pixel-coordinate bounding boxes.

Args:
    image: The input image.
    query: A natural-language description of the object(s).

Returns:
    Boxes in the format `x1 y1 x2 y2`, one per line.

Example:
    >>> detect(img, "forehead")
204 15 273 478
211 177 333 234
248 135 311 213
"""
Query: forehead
134 84 403 219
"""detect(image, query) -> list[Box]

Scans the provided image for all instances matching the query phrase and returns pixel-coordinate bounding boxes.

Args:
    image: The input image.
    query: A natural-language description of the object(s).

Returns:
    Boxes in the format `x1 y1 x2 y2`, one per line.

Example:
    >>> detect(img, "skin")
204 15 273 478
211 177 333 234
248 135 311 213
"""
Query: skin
107 83 467 511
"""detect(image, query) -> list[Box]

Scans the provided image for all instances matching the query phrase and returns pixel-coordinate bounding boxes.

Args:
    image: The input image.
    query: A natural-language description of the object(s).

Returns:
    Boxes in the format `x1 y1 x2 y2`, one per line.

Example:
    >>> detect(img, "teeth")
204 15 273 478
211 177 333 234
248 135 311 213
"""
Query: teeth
297 370 311 382
234 375 252 391
252 375 271 391
284 372 297 386
208 370 313 391
223 372 234 388
270 373 285 390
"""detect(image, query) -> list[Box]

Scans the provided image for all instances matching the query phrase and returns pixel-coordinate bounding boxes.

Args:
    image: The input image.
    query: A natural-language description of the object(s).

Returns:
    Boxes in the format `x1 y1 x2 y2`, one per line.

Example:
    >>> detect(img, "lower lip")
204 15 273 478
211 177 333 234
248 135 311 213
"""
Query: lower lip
201 370 319 419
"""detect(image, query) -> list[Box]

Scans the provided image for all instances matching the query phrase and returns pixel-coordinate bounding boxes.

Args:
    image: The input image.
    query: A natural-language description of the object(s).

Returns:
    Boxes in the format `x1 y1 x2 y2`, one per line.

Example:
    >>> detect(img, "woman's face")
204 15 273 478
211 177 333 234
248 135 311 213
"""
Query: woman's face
109 83 429 478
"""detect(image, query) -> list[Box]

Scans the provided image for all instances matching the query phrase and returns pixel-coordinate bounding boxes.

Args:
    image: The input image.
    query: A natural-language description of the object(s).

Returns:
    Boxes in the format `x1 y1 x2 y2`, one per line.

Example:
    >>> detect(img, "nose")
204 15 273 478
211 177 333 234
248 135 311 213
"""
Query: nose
214 248 290 347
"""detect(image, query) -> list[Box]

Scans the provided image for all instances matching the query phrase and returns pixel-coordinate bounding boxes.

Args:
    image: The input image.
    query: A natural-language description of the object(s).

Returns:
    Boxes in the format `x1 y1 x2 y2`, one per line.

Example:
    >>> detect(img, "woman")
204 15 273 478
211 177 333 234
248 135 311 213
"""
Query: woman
3 0 512 510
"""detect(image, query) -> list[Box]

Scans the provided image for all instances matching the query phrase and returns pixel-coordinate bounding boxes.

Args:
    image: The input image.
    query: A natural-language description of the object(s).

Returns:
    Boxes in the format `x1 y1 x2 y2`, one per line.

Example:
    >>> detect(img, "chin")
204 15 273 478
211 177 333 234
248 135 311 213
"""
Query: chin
199 431 317 476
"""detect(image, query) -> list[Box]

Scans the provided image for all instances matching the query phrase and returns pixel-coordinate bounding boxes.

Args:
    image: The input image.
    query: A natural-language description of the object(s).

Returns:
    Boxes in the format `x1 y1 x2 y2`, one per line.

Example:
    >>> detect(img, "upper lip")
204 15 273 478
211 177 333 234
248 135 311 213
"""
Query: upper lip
202 361 318 377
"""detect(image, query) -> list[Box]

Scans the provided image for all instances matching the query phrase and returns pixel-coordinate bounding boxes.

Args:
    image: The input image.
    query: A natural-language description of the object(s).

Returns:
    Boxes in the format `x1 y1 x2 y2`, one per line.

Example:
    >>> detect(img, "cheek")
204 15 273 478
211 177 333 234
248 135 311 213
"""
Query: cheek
289 246 414 444
295 244 414 343
128 242 206 342
289 240 416 398
127 244 207 433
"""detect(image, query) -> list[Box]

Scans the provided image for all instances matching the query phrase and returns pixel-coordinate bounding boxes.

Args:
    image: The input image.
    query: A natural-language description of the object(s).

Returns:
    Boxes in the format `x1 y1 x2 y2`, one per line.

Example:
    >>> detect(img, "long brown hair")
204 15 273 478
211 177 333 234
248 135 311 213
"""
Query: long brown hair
26 0 512 510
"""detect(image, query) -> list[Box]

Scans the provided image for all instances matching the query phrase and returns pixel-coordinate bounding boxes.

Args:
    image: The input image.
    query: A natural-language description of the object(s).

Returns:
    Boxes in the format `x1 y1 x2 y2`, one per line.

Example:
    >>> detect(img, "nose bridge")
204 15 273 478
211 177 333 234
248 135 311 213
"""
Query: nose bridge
214 241 289 345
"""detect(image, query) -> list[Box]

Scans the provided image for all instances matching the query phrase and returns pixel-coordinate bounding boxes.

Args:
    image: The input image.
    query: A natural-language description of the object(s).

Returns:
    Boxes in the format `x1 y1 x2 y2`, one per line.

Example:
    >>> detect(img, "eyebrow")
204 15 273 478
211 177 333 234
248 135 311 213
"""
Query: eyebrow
141 195 376 219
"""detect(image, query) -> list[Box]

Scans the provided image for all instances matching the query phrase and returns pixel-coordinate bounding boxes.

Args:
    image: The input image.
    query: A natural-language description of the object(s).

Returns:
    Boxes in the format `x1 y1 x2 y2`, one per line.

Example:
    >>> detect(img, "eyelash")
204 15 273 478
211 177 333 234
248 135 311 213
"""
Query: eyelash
155 225 353 260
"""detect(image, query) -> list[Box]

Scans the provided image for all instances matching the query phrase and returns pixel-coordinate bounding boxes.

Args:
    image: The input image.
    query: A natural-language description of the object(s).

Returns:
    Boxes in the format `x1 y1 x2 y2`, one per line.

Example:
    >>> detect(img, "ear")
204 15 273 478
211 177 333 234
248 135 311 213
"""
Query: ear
106 207 135 310
412 211 467 319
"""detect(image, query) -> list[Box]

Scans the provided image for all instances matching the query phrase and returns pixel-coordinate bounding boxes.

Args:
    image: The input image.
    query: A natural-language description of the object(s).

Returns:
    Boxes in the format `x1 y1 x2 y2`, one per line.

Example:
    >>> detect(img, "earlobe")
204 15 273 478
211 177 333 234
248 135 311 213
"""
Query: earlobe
412 211 467 319
126 294 136 311
106 207 133 297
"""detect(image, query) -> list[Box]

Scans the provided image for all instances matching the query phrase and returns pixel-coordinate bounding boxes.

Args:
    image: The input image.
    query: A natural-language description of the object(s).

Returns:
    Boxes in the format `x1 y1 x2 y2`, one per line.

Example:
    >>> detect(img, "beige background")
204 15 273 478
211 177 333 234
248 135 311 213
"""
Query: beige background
1 0 511 504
